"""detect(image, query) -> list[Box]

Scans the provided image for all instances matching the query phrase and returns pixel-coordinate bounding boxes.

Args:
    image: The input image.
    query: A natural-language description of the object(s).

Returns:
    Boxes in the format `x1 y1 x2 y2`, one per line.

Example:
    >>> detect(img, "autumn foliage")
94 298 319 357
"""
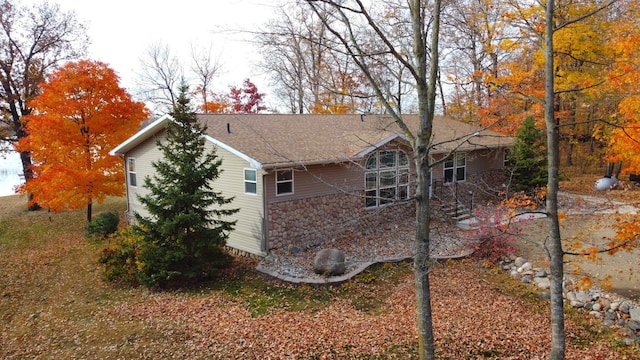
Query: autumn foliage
200 78 266 114
16 60 148 221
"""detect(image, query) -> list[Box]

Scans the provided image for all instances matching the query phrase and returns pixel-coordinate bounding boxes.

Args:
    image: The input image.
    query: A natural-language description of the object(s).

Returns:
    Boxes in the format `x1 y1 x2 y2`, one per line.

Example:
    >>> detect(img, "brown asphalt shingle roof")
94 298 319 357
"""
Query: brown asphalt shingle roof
199 113 513 168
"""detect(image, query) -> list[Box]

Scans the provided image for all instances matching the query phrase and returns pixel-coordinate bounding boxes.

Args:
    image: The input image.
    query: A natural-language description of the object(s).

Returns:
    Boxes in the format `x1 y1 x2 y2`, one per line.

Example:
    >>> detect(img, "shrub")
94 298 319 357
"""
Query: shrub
470 205 518 263
98 227 144 285
86 212 120 239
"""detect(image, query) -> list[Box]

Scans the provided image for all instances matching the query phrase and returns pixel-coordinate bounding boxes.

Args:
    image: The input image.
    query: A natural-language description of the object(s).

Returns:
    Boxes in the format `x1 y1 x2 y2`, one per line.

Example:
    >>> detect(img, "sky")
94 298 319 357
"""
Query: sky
22 0 276 105
1 0 279 196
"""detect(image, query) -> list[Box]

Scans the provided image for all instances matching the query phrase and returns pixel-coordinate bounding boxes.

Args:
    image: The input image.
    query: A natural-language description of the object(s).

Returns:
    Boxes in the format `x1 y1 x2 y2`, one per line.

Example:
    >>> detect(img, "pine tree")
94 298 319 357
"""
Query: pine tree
506 116 548 192
135 85 238 288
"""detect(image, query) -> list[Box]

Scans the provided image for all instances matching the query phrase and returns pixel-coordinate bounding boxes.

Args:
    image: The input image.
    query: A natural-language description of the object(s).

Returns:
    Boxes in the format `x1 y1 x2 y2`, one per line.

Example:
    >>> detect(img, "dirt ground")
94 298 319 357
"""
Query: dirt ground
515 213 640 301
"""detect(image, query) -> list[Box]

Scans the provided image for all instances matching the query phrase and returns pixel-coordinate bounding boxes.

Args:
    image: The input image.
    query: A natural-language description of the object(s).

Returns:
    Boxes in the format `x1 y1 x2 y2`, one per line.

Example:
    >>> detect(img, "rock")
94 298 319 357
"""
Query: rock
603 319 615 326
514 256 527 267
521 270 535 277
570 300 584 308
539 292 551 300
628 320 640 332
611 302 620 312
533 277 551 290
509 270 519 279
590 311 603 318
566 291 577 302
535 269 548 278
574 290 593 303
584 303 593 310
620 302 631 314
517 262 533 273
604 310 617 321
630 307 640 322
312 248 346 276
618 327 636 338
521 275 532 284
592 303 602 311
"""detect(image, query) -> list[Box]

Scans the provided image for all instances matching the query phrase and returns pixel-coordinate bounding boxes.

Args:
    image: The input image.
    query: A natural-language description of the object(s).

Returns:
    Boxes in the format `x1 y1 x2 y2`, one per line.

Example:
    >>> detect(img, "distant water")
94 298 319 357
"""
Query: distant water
0 143 23 197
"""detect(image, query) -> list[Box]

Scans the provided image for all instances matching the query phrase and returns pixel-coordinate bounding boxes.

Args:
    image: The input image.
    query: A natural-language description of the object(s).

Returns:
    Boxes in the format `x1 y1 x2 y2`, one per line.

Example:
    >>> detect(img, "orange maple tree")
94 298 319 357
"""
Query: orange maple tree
16 60 148 221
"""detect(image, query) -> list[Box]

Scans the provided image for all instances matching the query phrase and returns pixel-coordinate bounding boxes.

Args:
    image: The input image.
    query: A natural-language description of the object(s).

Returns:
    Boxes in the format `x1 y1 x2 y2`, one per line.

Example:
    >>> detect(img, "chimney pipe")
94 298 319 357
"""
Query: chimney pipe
227 123 231 134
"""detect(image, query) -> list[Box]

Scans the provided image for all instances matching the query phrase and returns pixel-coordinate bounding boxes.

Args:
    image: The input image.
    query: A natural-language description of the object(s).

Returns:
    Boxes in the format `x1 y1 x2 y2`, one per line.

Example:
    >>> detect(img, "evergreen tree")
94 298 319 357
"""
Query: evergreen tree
506 116 548 192
135 85 238 288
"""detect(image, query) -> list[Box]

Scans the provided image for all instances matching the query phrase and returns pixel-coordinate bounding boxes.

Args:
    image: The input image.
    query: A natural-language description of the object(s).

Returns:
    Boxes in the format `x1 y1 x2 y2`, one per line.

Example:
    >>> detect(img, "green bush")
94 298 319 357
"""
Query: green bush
98 227 143 285
86 212 120 239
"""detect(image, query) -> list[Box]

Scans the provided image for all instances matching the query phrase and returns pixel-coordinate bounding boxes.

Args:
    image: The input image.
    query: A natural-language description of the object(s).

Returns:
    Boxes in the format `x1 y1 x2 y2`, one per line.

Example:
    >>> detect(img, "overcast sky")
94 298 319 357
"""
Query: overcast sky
23 0 275 101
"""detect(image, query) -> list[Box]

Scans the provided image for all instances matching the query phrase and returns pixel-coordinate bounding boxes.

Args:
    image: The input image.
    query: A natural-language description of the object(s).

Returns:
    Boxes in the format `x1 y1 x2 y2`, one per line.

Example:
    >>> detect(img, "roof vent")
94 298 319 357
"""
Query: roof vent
360 114 365 122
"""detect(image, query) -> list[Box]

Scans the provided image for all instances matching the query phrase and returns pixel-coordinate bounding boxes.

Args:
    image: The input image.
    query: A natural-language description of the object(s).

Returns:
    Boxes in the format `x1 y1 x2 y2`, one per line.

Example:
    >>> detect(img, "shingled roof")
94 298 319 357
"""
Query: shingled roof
111 113 513 169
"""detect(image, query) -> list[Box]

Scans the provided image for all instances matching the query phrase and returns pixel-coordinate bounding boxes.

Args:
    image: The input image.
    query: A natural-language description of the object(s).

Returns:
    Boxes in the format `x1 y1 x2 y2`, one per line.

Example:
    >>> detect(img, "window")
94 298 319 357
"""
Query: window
364 150 410 208
276 169 293 195
127 158 137 187
444 152 466 183
244 169 257 194
504 148 510 167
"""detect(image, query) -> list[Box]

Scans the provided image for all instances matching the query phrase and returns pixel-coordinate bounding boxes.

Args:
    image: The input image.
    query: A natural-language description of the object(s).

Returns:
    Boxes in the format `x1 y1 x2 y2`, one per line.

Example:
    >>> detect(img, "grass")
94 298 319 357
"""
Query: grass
0 196 417 358
0 194 633 359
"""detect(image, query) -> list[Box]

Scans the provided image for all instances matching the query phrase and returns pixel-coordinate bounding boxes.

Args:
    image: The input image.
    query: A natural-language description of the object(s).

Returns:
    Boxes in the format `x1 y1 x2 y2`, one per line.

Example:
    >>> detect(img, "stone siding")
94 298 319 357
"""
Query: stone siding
267 193 414 252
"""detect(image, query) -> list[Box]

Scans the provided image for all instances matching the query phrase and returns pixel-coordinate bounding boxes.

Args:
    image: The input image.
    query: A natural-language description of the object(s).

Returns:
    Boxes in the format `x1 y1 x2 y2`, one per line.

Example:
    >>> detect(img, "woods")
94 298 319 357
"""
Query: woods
2 0 640 358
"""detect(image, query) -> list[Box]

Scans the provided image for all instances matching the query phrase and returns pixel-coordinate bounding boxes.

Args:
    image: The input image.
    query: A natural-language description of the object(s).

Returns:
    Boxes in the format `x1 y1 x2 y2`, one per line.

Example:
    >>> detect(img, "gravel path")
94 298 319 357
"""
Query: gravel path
257 219 476 282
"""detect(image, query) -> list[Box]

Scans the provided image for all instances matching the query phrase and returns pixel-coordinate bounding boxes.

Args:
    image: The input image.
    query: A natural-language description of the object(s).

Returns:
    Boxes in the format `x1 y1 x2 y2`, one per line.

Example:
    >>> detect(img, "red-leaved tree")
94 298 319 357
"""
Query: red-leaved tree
228 78 266 113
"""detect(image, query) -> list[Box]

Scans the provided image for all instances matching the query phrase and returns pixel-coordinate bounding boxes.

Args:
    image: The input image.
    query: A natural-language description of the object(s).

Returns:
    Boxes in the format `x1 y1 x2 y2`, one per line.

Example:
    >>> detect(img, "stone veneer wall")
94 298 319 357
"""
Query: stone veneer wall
267 193 415 252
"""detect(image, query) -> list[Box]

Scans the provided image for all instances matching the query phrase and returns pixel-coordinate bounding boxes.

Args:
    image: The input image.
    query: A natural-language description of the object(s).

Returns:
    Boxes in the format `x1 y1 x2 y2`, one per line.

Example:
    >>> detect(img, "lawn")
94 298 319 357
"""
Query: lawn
0 195 635 359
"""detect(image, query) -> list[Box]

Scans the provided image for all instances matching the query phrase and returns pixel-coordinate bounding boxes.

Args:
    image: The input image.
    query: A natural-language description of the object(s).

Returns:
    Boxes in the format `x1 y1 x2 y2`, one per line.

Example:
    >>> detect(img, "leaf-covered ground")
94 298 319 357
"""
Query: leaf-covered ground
0 195 636 359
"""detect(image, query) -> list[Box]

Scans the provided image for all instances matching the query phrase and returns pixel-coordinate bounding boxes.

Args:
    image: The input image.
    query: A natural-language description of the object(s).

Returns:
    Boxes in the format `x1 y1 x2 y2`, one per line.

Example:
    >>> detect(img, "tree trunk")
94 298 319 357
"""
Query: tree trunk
19 150 41 211
544 1 566 358
414 146 435 360
410 0 440 358
87 201 92 223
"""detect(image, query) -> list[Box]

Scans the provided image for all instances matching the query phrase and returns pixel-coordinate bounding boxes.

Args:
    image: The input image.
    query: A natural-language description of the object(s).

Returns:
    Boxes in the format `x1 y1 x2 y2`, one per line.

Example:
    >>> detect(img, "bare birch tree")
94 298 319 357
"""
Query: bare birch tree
303 1 441 358
136 42 183 114
191 44 223 113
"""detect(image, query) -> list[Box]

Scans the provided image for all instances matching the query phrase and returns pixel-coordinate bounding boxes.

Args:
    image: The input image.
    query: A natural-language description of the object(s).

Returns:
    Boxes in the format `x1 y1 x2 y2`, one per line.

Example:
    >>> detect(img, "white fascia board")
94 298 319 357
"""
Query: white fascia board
204 135 263 169
354 133 407 158
109 114 172 156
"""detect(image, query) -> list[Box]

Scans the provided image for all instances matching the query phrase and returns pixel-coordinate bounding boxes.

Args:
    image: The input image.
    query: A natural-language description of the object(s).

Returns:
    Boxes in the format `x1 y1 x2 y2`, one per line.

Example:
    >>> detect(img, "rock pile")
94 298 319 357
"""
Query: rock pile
500 256 640 346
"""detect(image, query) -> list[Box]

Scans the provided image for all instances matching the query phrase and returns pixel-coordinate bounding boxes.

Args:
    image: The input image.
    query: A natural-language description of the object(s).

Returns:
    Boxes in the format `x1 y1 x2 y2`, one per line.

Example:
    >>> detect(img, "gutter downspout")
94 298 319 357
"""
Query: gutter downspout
261 173 268 254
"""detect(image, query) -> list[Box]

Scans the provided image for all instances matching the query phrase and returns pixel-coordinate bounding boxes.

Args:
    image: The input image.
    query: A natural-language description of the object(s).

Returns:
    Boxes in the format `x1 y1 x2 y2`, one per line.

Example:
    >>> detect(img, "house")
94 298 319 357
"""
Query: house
110 114 513 257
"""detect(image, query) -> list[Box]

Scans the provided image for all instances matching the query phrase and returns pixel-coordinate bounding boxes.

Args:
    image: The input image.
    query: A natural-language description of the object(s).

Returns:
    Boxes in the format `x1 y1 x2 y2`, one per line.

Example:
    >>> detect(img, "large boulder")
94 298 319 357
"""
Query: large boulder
313 248 346 276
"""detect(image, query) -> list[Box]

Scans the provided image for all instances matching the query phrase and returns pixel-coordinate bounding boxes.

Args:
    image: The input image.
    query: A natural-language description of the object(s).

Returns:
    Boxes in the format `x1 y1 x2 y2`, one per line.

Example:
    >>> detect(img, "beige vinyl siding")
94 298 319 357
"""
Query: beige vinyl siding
124 133 265 257
126 133 164 219
207 142 265 256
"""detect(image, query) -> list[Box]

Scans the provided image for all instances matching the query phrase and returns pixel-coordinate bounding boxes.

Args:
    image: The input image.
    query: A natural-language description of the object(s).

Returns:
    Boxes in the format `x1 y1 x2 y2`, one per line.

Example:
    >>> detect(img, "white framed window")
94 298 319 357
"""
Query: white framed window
127 158 137 187
244 169 257 194
364 150 410 208
276 169 293 195
444 152 466 183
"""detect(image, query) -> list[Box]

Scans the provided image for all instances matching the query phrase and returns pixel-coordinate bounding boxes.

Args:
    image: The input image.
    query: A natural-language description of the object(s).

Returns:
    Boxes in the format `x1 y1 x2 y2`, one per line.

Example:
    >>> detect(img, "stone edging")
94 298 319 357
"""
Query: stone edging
255 249 475 285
